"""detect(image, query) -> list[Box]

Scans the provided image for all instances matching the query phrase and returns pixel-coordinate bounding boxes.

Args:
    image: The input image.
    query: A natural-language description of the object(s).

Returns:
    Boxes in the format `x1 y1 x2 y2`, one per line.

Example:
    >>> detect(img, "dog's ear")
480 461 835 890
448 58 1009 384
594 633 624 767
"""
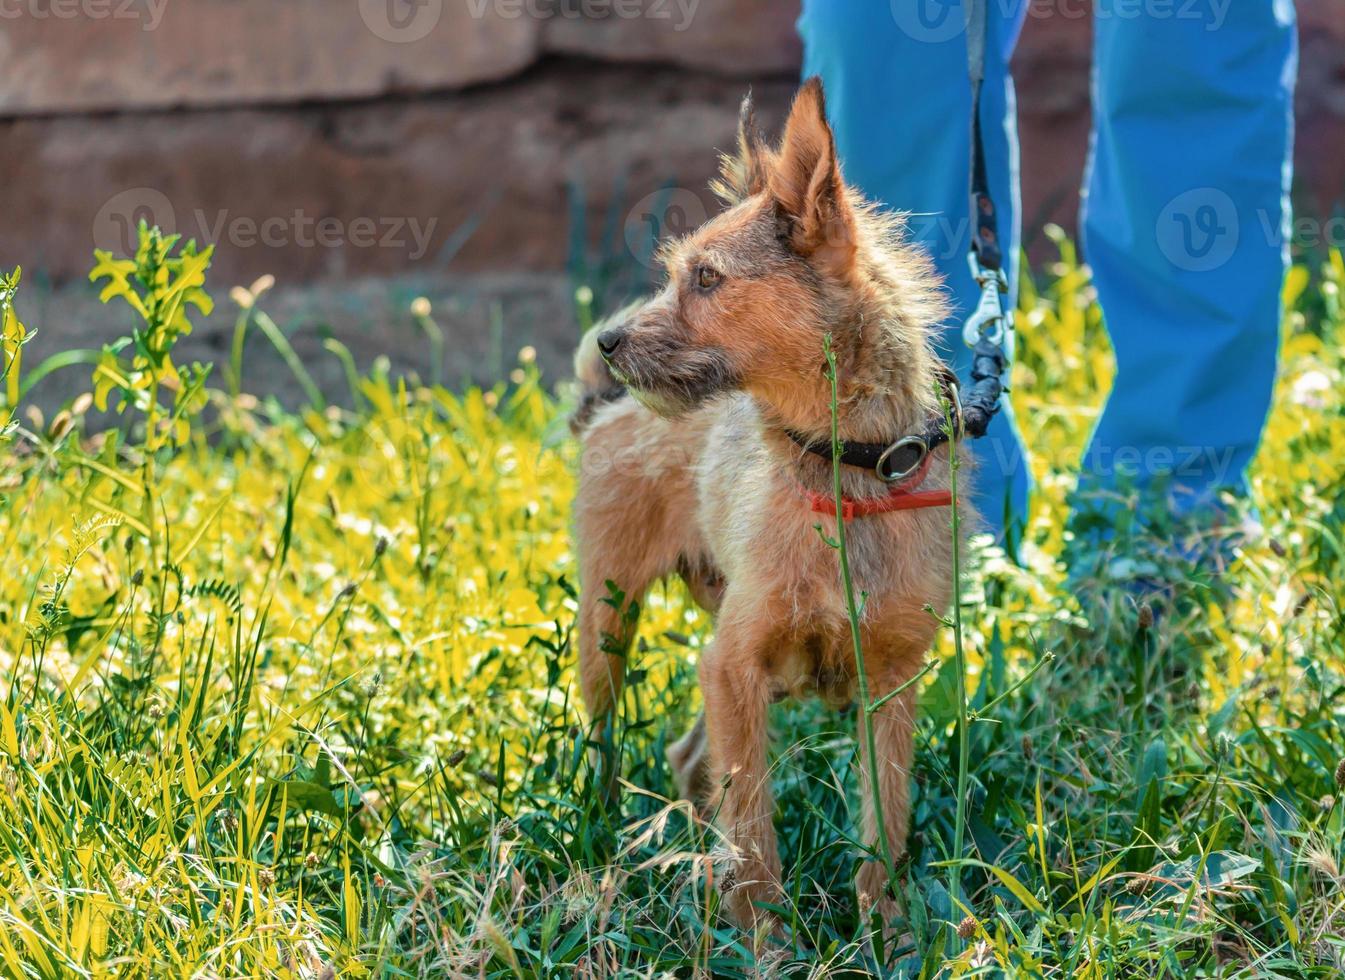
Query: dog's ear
711 92 771 206
768 77 856 279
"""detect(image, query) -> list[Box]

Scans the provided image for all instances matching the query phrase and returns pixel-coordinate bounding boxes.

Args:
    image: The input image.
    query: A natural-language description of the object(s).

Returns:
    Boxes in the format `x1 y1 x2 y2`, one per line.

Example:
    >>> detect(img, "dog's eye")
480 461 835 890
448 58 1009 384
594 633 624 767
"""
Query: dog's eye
696 266 722 291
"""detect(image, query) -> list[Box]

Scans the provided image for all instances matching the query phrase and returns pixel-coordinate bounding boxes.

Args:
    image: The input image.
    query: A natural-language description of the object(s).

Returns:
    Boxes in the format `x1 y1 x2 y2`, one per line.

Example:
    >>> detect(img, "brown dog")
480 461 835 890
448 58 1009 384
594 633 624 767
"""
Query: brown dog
572 78 969 930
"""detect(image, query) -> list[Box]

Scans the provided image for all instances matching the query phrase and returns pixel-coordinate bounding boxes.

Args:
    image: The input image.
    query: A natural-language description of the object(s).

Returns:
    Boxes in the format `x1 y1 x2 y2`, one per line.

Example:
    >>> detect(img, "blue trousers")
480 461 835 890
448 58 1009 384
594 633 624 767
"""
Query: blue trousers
799 0 1297 537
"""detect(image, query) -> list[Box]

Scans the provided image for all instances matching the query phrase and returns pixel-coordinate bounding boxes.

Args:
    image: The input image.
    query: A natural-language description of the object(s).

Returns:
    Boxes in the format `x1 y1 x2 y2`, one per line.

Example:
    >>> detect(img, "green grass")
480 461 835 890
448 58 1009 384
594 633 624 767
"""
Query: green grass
0 229 1342 977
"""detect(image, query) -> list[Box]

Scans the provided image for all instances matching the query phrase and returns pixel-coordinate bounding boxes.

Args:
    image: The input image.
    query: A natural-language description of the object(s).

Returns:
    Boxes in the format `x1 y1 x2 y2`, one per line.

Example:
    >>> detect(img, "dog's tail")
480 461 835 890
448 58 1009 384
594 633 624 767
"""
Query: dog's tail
569 301 636 434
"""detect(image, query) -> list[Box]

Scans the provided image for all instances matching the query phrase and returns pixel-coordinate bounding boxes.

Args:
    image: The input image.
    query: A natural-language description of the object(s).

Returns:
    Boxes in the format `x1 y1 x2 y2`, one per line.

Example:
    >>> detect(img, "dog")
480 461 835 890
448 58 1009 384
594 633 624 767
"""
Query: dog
571 78 969 931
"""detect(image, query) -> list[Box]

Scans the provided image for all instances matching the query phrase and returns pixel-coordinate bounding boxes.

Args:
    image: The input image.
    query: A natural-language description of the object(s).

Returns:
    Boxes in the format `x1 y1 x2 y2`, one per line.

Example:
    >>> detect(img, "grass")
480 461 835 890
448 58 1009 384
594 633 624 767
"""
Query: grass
0 226 1342 977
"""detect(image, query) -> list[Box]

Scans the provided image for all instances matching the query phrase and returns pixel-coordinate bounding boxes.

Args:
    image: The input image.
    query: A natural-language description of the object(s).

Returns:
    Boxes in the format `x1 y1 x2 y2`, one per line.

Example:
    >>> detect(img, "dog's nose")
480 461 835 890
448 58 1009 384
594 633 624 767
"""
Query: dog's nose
595 329 624 359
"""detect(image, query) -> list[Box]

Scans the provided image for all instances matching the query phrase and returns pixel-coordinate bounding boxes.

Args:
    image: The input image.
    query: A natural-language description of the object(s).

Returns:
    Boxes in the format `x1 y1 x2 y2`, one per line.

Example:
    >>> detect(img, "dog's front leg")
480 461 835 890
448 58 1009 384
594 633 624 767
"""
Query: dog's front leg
854 680 916 933
698 632 780 932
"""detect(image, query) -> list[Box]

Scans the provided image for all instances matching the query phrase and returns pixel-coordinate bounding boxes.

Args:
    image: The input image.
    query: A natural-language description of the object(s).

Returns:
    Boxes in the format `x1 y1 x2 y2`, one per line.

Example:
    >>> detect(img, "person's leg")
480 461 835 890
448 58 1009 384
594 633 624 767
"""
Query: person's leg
798 0 1031 540
1081 1 1298 516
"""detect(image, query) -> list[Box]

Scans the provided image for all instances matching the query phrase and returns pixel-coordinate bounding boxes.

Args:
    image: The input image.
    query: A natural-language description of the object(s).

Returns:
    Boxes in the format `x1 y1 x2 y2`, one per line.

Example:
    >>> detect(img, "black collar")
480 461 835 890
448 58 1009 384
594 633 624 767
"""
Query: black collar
787 425 948 483
786 367 962 483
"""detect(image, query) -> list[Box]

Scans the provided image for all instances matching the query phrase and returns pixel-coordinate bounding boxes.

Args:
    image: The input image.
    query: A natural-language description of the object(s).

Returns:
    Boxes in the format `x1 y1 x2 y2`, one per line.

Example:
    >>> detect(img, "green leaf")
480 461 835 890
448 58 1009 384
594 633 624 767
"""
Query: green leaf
953 859 1047 916
1130 736 1168 872
266 778 344 817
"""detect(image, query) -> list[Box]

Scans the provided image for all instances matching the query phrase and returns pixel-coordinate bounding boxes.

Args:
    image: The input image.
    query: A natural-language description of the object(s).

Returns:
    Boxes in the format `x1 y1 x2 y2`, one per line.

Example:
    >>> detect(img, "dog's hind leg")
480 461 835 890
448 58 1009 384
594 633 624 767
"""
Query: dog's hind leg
575 403 708 799
577 555 650 725
698 620 781 932
665 555 722 809
677 554 725 615
854 676 917 940
666 711 712 807
577 542 661 798
576 451 688 799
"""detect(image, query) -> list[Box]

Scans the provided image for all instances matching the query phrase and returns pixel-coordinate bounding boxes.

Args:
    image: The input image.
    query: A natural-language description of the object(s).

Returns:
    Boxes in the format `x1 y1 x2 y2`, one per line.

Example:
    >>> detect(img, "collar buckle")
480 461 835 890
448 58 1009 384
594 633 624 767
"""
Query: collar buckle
875 435 929 483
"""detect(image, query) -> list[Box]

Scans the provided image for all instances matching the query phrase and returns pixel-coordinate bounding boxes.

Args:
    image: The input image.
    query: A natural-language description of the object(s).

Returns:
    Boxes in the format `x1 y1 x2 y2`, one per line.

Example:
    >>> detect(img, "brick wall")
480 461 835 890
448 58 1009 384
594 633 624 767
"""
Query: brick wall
3 1 1341 286
2 1 1340 409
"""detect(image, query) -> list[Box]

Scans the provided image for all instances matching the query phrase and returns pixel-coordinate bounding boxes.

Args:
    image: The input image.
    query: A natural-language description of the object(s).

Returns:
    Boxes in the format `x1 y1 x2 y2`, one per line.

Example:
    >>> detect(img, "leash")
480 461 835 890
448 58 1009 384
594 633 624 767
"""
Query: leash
788 0 1014 520
960 0 1013 441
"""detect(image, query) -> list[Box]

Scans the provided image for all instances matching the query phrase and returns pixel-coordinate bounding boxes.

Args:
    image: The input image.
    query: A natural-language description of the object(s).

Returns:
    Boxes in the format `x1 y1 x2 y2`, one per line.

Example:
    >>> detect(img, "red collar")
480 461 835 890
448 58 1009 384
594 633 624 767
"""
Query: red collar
795 452 952 522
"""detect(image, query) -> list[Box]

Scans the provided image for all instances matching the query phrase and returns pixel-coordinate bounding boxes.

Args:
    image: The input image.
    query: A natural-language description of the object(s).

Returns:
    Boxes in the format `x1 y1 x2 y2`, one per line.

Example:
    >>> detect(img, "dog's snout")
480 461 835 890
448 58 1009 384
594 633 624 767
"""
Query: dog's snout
596 328 624 359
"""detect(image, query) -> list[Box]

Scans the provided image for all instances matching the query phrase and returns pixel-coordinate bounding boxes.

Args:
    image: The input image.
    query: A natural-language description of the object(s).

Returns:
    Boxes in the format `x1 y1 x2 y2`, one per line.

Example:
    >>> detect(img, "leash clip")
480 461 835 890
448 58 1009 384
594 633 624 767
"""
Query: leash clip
963 252 1012 350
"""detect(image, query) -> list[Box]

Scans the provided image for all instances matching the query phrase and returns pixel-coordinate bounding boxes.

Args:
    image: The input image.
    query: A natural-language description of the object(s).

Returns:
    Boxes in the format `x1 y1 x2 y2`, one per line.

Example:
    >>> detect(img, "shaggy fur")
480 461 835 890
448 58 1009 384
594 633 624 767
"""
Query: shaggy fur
572 78 972 932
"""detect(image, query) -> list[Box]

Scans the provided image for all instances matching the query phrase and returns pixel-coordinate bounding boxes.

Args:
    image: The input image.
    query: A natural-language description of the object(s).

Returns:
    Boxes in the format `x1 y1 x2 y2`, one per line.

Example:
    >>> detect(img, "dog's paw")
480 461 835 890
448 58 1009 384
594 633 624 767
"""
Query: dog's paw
723 889 785 944
715 852 783 936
